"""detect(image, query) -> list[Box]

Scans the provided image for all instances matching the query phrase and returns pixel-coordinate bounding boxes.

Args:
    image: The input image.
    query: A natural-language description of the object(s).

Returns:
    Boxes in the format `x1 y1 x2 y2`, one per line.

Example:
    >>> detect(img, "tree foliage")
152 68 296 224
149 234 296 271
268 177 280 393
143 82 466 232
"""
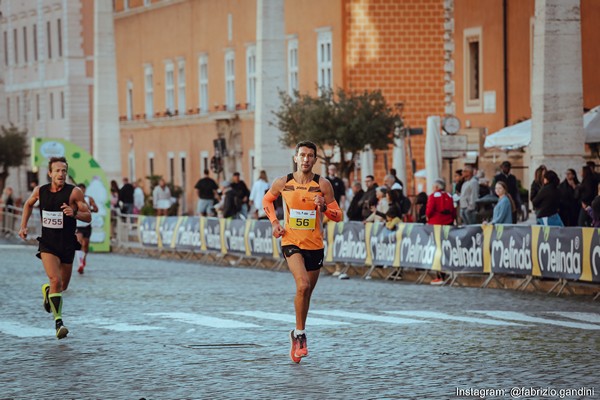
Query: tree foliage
0 124 29 193
272 87 396 178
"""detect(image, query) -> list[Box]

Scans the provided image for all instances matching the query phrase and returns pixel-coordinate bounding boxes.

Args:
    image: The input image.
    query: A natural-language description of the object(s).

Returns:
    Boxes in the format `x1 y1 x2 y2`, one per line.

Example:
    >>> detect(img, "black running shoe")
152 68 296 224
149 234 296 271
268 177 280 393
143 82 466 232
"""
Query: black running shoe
42 284 51 313
55 320 69 340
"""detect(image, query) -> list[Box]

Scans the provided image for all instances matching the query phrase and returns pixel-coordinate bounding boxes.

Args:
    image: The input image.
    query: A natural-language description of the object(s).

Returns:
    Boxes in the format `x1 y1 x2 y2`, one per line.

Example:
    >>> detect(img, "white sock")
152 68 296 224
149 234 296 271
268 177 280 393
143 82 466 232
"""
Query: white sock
294 329 305 337
75 250 85 267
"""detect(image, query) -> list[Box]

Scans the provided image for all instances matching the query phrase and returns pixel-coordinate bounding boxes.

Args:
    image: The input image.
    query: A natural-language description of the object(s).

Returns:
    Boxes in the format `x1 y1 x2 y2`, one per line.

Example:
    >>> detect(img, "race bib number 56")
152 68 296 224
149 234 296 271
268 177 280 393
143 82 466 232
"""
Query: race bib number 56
42 210 64 229
290 209 316 230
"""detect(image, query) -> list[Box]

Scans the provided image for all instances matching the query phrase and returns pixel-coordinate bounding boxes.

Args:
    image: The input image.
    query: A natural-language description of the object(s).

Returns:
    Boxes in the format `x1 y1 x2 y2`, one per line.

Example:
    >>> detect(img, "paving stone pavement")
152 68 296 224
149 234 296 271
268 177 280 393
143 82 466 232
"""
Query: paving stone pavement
0 243 599 400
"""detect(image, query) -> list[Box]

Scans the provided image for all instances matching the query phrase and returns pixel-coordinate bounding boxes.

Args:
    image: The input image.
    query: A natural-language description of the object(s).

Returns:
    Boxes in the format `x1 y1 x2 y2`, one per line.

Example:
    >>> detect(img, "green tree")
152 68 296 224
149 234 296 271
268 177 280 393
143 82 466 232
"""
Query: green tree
0 124 29 193
272 87 396 178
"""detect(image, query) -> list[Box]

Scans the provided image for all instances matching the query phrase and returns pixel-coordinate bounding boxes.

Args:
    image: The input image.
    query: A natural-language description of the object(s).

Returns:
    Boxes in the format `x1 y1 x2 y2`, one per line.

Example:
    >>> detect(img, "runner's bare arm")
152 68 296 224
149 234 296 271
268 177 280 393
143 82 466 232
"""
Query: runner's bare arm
87 195 99 213
66 187 91 223
19 186 40 239
317 177 342 222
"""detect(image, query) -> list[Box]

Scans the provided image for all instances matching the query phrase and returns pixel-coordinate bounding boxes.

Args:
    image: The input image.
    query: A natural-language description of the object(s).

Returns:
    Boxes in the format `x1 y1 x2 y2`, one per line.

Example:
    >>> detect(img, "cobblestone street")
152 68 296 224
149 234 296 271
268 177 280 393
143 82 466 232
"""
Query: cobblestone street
1 243 598 399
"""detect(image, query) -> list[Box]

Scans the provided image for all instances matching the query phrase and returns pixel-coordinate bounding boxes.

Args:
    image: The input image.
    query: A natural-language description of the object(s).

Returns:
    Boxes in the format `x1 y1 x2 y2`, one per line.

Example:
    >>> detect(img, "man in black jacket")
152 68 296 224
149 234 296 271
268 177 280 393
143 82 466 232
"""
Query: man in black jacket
360 175 378 221
346 181 364 221
119 177 135 215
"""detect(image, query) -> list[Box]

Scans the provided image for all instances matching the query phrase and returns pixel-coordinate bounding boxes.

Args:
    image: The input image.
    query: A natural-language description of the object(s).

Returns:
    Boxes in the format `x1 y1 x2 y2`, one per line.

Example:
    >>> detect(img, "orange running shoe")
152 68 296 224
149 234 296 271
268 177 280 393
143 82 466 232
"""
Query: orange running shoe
294 333 308 358
289 330 301 363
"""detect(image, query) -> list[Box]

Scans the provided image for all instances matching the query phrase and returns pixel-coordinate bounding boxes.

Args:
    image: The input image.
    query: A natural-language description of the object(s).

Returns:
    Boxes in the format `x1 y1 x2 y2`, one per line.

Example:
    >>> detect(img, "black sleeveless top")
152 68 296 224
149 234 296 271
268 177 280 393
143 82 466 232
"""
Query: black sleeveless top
38 183 78 251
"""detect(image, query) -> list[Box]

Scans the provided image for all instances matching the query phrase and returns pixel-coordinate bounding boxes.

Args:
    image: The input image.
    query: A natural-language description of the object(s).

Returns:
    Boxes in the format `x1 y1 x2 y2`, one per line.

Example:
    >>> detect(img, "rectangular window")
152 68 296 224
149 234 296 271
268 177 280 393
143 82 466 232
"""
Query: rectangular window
288 38 299 95
177 60 186 115
165 61 174 113
246 46 256 110
225 51 235 111
60 91 65 119
23 27 28 63
180 153 186 187
199 55 209 114
168 154 175 184
3 31 7 66
128 151 135 183
33 24 38 62
317 30 332 94
57 19 62 57
464 27 483 113
13 28 18 64
6 97 10 122
36 94 40 120
144 65 154 119
49 92 54 119
201 151 209 172
148 153 155 176
126 81 133 120
46 21 52 59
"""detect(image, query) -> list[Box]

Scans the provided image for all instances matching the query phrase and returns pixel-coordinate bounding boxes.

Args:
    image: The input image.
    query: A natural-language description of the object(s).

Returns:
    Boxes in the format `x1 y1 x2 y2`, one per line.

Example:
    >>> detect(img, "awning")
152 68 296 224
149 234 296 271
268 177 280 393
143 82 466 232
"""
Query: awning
484 106 600 150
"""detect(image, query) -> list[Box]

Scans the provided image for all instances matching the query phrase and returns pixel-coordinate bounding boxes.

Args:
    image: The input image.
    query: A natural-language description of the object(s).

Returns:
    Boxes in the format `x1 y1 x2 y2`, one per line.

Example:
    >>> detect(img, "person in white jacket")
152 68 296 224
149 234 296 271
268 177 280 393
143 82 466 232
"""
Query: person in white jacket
249 170 270 219
152 179 171 216
133 180 145 214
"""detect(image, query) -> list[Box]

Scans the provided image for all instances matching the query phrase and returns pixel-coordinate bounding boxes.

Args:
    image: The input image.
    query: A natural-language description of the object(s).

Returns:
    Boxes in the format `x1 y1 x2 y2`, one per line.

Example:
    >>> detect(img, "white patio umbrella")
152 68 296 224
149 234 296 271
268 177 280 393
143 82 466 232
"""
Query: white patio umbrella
360 144 374 188
484 106 600 150
425 116 443 194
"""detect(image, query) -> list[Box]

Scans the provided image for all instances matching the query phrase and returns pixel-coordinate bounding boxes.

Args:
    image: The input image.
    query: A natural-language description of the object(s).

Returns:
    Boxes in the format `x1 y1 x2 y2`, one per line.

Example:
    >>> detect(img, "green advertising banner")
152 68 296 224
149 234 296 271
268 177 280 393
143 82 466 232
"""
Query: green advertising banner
31 137 111 252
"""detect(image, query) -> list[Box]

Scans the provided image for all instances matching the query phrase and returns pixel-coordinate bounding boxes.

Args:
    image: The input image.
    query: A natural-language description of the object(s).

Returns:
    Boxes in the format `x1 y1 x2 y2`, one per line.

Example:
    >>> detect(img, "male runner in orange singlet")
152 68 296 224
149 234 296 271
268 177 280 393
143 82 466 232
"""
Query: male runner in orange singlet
262 141 342 363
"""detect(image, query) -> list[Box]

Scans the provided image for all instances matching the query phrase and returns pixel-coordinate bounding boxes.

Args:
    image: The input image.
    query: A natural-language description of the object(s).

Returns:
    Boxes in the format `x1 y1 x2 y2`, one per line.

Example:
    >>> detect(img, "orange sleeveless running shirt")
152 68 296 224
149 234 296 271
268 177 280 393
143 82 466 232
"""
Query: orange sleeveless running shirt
281 173 324 250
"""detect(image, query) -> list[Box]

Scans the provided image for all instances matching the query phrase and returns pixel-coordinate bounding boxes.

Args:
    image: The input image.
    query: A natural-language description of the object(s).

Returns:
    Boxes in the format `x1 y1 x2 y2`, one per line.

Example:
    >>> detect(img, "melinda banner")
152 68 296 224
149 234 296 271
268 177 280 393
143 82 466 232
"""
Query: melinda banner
368 222 400 267
158 216 180 249
489 225 533 276
399 224 437 270
224 218 248 254
439 225 484 272
130 217 600 286
174 216 201 250
201 217 224 253
246 220 278 258
326 221 368 264
138 216 159 247
532 226 583 281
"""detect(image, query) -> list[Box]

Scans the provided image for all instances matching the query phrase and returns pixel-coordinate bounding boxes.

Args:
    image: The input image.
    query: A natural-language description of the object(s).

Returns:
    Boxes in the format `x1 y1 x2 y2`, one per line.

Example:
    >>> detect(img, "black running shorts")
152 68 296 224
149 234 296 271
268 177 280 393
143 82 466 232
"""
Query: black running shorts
36 237 79 265
281 245 324 271
76 225 92 239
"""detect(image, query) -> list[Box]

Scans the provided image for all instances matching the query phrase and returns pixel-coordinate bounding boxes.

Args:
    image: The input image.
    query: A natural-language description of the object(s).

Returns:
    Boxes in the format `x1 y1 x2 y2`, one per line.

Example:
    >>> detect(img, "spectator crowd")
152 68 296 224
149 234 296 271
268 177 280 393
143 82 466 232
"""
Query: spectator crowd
108 159 600 232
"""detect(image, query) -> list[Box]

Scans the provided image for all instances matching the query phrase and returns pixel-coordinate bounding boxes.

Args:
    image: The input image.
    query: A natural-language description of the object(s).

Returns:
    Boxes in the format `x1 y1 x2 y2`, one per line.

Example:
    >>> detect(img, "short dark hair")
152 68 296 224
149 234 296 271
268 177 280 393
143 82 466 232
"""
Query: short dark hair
77 183 86 190
48 157 68 172
501 161 511 169
295 141 317 156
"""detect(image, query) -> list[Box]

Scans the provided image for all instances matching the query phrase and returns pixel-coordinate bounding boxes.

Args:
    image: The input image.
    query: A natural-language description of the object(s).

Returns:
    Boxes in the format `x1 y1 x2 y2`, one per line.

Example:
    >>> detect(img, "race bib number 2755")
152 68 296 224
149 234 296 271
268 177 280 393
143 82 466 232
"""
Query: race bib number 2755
42 210 64 229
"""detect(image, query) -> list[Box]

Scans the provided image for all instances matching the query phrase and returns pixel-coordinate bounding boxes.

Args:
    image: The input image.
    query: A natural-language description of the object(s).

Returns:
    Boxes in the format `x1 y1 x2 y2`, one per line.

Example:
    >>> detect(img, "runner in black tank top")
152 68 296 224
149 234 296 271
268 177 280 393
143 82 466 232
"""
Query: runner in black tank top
37 183 80 260
18 157 92 339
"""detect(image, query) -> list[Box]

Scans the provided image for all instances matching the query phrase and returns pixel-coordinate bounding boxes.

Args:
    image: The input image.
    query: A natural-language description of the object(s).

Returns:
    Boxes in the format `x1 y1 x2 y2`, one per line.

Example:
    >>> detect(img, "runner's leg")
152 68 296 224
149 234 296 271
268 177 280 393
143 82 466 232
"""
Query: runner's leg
287 253 313 330
61 262 74 291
